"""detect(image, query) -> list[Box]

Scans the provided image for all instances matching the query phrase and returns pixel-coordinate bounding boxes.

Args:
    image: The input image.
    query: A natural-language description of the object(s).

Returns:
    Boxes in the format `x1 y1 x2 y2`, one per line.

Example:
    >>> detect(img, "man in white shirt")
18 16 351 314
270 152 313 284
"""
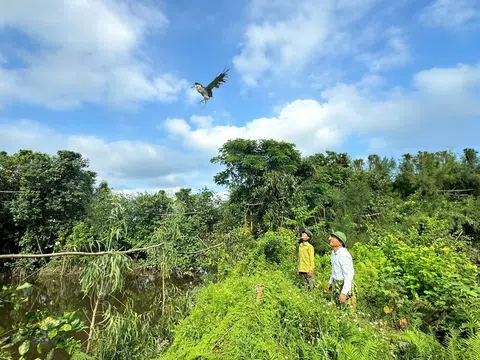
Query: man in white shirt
326 231 356 311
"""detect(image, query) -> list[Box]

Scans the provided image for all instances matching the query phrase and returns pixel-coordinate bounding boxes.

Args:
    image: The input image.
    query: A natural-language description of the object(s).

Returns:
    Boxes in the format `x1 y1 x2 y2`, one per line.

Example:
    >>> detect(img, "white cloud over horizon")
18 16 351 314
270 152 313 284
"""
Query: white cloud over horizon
0 0 478 195
164 62 480 156
0 119 205 190
1 61 479 194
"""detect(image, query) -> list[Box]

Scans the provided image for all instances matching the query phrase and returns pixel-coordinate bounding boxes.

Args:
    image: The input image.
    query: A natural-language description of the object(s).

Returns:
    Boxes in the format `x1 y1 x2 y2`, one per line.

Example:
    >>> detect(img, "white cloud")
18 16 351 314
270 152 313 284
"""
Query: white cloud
413 63 480 92
164 63 480 155
309 69 346 90
357 28 411 72
4 62 479 193
190 115 213 129
233 0 333 86
355 74 386 91
0 119 204 189
233 0 408 86
163 118 191 135
419 0 480 29
0 0 190 109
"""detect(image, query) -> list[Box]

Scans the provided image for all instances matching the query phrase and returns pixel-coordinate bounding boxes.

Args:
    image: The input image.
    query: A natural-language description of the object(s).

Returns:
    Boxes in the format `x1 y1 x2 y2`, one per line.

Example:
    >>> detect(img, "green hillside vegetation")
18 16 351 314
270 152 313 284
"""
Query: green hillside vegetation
0 140 479 359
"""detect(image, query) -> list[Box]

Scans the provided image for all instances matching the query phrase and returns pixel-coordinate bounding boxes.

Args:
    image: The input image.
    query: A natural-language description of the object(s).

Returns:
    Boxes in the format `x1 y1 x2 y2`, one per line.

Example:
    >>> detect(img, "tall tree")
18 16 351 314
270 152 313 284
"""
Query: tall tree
296 151 354 215
9 150 96 253
460 148 480 196
211 139 302 233
394 153 416 198
0 151 23 256
122 190 173 248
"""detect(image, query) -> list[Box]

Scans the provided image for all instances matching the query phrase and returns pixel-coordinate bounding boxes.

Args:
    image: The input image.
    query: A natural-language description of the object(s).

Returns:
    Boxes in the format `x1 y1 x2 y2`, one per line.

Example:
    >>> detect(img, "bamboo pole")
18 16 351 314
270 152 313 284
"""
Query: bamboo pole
0 242 225 259
0 243 166 259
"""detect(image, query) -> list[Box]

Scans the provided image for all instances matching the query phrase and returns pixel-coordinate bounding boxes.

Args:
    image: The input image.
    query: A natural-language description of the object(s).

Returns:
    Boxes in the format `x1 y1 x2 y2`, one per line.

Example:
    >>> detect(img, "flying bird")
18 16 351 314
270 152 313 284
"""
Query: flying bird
192 67 229 107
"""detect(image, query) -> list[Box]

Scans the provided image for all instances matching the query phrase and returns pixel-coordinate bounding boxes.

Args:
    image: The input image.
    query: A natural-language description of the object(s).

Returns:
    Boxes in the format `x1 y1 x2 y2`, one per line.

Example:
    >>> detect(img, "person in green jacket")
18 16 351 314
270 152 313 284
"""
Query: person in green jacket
297 229 315 289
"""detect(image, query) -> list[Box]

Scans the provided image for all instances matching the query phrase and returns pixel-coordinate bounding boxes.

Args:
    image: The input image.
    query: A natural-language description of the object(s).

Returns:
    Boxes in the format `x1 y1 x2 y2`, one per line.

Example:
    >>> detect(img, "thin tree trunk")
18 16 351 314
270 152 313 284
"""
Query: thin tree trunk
86 294 101 354
162 267 166 316
61 257 66 277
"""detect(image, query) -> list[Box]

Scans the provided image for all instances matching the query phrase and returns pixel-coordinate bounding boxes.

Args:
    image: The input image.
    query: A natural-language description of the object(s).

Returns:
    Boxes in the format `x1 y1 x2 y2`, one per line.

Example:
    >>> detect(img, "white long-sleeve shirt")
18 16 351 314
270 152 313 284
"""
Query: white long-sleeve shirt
328 247 354 294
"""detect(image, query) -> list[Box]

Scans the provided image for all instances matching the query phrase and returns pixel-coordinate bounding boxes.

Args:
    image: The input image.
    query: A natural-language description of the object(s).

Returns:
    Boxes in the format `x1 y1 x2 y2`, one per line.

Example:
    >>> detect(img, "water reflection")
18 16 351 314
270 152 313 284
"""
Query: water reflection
0 270 198 359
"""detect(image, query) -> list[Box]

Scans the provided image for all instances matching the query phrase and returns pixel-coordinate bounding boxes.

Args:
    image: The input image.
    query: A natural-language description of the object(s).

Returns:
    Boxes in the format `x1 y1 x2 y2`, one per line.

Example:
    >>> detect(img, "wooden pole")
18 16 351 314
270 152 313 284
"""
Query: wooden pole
256 284 263 304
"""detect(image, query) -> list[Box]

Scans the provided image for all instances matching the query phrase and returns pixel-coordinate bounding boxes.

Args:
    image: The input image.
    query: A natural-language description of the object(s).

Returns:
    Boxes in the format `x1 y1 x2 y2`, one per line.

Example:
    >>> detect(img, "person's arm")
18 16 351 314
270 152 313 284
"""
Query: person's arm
339 252 354 294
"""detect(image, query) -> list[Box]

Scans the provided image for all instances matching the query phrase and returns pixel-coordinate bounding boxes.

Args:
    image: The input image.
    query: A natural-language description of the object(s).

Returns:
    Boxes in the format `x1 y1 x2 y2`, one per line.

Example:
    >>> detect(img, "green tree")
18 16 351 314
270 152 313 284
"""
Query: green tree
394 153 416 199
211 139 302 233
122 190 173 248
295 151 354 231
175 187 222 237
0 151 21 257
9 150 96 254
460 148 480 196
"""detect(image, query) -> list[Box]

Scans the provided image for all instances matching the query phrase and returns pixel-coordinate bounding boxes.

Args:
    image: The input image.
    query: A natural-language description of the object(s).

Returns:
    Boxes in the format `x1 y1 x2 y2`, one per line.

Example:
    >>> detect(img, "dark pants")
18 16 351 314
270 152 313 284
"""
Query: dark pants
298 272 314 289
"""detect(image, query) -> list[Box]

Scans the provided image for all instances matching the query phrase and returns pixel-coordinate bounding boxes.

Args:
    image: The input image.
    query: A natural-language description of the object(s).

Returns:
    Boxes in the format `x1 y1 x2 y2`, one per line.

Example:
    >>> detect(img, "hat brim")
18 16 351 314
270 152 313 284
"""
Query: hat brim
330 232 346 244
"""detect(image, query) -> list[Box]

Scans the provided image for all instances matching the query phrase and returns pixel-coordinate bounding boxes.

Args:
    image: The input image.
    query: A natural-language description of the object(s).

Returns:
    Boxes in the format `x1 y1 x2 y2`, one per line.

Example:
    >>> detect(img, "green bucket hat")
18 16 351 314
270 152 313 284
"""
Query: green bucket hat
330 231 347 246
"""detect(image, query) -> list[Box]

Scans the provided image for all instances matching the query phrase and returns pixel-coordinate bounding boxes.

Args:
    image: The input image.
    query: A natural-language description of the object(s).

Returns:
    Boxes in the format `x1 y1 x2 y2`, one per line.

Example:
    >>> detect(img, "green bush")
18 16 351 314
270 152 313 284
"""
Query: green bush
160 223 480 360
160 231 393 359
351 219 480 335
160 268 392 360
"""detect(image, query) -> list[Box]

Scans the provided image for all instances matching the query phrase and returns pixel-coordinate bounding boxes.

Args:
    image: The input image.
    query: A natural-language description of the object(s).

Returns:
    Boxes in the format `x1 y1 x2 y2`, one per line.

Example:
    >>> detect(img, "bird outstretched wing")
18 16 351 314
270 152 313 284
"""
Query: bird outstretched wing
206 67 230 91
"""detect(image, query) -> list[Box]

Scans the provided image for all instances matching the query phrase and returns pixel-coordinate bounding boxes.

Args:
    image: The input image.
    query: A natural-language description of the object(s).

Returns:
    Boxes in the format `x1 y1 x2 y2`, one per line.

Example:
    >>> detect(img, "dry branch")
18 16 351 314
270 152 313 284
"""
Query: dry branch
159 211 198 216
0 241 225 259
0 243 166 259
438 189 474 192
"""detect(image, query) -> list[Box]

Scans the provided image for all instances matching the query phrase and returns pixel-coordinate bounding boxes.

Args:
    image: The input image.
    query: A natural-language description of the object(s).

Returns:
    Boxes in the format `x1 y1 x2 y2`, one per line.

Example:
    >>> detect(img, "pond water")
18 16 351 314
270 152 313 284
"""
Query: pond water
0 270 199 359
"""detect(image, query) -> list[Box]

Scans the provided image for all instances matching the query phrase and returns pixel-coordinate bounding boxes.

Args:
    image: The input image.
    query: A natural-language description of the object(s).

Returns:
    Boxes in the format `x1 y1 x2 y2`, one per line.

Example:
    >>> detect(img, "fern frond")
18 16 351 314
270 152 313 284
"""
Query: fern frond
337 342 363 360
444 328 463 360
462 328 480 360
399 328 444 360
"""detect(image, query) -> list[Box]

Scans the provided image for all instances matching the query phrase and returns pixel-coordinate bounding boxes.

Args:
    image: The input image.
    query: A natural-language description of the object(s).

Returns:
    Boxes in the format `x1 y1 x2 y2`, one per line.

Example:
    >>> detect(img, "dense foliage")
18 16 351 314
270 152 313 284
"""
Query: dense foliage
161 230 480 360
1 140 479 359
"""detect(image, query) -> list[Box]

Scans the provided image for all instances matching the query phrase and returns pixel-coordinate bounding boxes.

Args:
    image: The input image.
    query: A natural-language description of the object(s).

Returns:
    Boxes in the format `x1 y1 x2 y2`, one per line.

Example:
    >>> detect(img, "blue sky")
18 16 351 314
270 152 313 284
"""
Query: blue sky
1 0 479 195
